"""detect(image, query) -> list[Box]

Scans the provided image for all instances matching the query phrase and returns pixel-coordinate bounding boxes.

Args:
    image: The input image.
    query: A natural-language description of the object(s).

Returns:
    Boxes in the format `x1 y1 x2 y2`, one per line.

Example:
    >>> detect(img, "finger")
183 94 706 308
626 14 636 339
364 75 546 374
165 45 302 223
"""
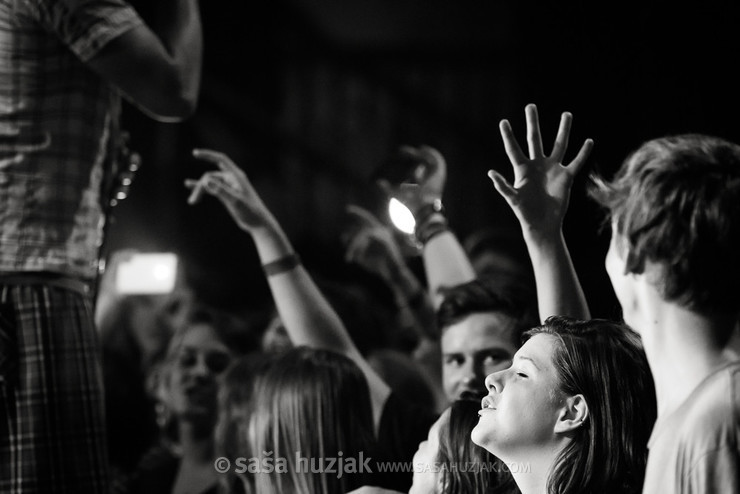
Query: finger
185 171 222 191
525 103 545 159
344 231 371 263
551 112 573 162
398 144 418 157
499 120 528 166
416 145 443 167
566 138 594 176
346 204 382 227
396 183 421 204
376 178 395 198
192 148 241 175
417 145 446 179
186 180 207 204
487 170 518 205
192 148 229 166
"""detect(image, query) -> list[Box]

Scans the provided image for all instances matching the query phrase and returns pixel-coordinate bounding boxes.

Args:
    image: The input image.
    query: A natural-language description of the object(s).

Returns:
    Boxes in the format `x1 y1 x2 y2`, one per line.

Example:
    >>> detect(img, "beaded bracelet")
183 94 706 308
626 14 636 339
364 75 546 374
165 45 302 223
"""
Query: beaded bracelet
262 253 301 276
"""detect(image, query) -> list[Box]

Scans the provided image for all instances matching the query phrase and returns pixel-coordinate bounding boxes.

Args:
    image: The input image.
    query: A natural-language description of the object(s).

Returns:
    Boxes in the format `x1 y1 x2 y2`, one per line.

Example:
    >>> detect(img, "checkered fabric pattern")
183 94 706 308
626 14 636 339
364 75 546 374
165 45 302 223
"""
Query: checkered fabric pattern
0 279 108 493
0 1 145 492
0 0 143 280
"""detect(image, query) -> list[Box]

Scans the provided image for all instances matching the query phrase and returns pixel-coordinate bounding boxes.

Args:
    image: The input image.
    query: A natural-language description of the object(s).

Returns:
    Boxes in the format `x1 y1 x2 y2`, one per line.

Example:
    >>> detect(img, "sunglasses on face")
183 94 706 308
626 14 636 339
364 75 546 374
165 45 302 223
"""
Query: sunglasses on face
176 348 232 375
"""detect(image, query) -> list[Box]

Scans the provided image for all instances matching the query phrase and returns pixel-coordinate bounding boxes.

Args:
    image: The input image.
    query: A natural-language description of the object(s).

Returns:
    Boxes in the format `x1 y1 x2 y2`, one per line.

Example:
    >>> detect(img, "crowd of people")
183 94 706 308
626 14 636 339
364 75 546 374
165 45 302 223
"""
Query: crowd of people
1 1 739 493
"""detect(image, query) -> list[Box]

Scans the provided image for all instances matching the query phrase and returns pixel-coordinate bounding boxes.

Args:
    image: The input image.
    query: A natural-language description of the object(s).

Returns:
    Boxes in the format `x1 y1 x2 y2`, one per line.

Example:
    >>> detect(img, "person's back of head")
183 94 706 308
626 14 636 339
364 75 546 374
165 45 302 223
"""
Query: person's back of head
591 134 740 333
528 316 656 494
249 346 376 494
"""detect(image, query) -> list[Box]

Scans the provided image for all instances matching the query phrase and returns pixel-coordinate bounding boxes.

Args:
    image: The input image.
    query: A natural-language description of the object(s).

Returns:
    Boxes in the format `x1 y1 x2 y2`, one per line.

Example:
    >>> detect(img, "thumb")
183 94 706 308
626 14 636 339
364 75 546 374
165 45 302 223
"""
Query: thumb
487 170 518 205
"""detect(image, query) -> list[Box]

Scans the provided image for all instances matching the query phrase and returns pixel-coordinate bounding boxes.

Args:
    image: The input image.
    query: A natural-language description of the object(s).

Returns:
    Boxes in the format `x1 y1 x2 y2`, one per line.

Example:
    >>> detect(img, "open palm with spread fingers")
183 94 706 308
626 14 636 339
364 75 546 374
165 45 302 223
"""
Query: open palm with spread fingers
489 103 593 237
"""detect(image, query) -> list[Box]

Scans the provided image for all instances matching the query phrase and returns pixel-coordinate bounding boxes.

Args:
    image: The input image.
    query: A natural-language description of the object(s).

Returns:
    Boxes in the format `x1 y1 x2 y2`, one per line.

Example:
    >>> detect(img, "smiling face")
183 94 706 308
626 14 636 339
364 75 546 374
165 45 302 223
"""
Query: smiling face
409 407 449 494
441 311 520 402
471 333 566 461
166 323 233 423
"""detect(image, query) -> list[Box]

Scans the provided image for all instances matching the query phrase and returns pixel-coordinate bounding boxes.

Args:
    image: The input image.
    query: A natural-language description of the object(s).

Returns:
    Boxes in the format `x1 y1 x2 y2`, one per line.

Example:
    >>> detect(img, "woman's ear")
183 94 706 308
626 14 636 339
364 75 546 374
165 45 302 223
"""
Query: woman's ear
554 394 589 434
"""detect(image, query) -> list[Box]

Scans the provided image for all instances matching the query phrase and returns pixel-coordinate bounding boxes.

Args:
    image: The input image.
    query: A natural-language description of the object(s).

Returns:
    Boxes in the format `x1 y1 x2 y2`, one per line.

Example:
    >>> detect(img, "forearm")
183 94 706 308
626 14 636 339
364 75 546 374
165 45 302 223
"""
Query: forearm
249 221 354 352
250 219 391 429
422 229 476 308
523 228 590 322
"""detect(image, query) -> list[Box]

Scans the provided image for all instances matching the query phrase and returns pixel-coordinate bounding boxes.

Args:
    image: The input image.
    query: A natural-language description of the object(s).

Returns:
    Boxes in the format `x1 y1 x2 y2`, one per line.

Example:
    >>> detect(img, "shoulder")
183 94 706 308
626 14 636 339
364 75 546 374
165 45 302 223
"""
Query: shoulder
658 361 740 466
683 361 740 439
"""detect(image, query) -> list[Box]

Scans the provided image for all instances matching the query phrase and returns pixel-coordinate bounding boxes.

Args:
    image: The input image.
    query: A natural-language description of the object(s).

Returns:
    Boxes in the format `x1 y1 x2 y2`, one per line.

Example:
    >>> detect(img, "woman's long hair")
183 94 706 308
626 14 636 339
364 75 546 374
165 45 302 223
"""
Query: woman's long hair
528 316 656 494
438 398 519 494
216 352 274 494
249 346 376 494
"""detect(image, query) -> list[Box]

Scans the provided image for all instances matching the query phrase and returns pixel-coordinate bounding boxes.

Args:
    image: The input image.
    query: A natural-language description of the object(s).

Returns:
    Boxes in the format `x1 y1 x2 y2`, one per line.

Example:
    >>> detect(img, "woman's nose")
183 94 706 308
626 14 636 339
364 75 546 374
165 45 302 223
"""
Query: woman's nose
484 369 505 393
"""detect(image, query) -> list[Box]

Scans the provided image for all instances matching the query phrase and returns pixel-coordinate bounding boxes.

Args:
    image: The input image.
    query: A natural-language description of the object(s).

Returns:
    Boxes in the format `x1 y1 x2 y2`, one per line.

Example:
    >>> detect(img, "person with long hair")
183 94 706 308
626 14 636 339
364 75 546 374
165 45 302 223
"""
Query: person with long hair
349 398 518 494
411 398 517 494
246 346 376 494
186 149 438 492
113 307 255 494
472 316 656 494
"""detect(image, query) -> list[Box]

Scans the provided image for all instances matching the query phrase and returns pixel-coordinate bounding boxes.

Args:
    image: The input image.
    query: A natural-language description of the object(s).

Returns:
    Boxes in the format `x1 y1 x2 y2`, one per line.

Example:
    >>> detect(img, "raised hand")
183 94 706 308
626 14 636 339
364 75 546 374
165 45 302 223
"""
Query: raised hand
184 148 275 232
488 103 593 238
343 205 406 282
378 144 447 215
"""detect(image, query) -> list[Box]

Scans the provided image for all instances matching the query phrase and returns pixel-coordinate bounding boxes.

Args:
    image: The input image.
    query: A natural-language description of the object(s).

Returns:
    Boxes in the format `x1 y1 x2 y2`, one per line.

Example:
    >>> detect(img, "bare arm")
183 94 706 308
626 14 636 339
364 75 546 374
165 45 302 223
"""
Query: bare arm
87 0 202 121
489 104 593 321
381 146 476 309
343 204 437 342
185 149 391 431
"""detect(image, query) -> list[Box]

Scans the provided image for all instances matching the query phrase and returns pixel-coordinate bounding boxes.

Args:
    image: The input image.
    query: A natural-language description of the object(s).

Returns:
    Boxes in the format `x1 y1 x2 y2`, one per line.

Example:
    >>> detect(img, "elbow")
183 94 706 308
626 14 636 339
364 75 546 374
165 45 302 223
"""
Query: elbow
138 91 199 123
138 69 201 122
159 95 198 121
149 81 200 121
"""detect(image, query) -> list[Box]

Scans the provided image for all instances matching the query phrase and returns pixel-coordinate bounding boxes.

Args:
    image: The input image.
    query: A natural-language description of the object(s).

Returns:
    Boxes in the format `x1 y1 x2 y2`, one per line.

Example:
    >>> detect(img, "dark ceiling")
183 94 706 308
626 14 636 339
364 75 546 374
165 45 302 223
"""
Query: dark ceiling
109 0 740 316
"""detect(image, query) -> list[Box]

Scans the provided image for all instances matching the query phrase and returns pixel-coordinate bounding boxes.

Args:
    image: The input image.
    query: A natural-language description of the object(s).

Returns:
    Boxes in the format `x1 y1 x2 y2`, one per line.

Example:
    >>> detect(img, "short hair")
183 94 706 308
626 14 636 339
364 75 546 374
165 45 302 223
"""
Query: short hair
526 316 656 494
590 134 740 318
249 346 376 494
436 278 538 343
436 398 517 494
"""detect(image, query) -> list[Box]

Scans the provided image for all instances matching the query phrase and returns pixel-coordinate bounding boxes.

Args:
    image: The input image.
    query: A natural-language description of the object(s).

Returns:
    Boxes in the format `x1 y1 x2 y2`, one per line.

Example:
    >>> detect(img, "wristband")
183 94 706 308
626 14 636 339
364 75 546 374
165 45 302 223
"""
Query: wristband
415 217 449 245
262 253 301 276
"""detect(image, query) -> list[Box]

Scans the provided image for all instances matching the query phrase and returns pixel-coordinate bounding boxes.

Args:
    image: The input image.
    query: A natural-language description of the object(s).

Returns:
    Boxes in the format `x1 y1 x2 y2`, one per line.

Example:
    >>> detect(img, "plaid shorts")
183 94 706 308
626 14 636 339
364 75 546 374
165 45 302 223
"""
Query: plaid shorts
0 274 109 493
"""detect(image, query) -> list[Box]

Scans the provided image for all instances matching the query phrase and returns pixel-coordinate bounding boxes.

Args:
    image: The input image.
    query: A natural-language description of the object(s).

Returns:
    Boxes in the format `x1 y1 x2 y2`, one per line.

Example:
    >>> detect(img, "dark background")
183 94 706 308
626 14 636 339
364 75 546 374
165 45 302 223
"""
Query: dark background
106 0 740 319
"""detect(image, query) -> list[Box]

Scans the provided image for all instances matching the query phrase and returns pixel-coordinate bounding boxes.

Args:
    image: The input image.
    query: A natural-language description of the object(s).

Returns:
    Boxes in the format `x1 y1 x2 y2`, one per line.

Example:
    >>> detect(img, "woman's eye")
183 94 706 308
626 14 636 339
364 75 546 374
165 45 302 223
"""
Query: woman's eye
516 372 528 378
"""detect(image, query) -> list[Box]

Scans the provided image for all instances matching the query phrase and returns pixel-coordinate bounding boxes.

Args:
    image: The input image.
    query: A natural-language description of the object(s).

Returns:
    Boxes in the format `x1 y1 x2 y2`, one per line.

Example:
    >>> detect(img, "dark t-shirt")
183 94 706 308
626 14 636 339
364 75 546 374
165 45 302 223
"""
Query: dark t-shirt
373 392 440 492
111 444 220 494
